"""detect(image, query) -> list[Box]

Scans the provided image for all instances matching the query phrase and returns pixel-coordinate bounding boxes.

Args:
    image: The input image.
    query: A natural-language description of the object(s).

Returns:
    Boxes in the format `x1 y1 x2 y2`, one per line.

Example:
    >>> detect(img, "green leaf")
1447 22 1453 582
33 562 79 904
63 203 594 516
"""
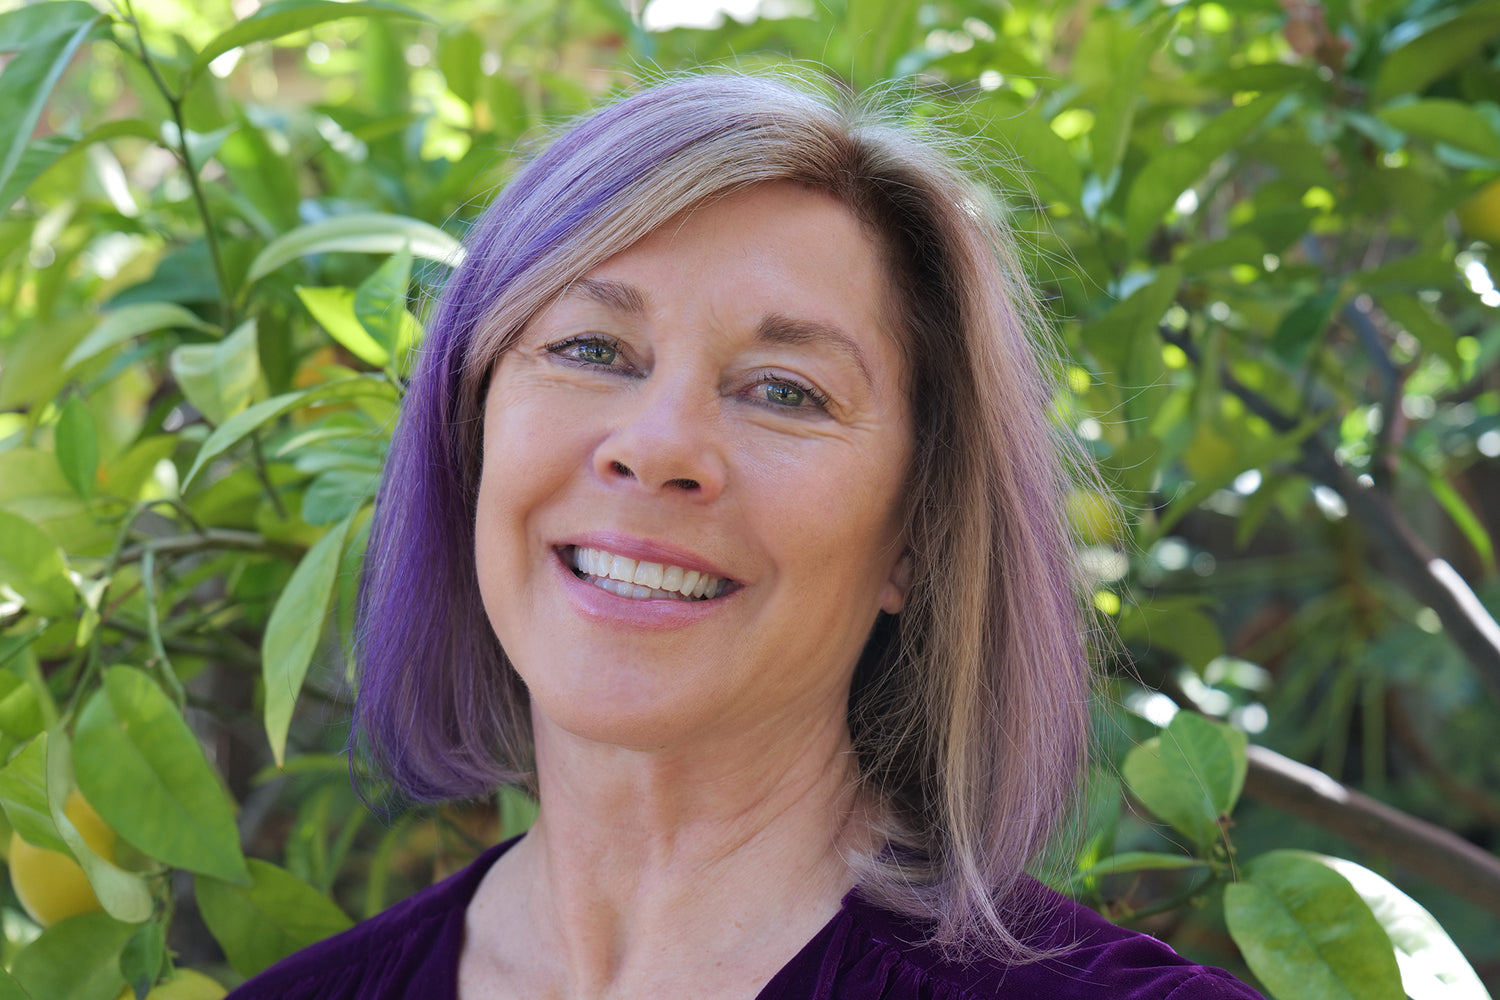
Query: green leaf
182 377 399 487
40 729 154 923
1075 851 1207 881
302 468 379 526
0 2 101 52
1308 855 1493 1000
1374 3 1500 103
10 912 133 1000
1404 452 1495 573
1080 268 1180 426
187 0 430 91
1125 97 1277 252
196 859 354 978
0 967 34 1000
169 319 261 426
263 513 356 768
73 667 249 884
55 396 99 501
1270 291 1340 367
64 303 219 372
0 509 75 618
119 921 167 1000
0 134 73 213
297 286 389 367
1377 100 1500 160
1121 713 1247 848
247 213 462 282
0 736 67 853
1154 415 1324 538
354 246 417 362
0 15 103 211
1378 294 1461 370
1225 851 1405 1000
0 670 44 742
982 98 1084 211
1092 17 1174 181
438 26 483 104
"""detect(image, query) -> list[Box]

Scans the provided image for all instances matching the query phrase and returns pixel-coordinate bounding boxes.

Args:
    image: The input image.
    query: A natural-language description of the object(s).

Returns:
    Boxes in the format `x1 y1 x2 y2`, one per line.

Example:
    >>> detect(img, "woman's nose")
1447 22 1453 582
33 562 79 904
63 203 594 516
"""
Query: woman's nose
593 377 726 500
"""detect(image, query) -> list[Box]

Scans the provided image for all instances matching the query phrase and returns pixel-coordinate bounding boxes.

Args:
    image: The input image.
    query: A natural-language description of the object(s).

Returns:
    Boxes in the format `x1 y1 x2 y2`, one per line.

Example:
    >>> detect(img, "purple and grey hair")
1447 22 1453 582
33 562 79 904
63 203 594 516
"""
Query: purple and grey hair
353 72 1090 959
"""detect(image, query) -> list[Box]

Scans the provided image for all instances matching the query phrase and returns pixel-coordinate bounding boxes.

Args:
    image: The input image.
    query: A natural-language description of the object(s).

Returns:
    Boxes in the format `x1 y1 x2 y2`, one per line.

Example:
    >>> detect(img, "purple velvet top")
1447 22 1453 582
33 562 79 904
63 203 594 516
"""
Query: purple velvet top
226 840 1264 999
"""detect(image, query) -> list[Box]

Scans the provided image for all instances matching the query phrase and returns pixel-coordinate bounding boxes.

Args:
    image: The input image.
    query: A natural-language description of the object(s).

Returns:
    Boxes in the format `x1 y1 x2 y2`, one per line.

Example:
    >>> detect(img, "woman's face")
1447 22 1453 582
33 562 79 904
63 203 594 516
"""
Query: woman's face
474 181 914 753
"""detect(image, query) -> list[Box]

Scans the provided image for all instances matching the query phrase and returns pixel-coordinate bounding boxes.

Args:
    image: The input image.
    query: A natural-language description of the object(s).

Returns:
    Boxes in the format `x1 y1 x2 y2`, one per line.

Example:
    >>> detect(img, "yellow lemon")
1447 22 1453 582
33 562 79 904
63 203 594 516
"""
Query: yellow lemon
115 969 228 1000
7 789 116 926
1457 179 1500 245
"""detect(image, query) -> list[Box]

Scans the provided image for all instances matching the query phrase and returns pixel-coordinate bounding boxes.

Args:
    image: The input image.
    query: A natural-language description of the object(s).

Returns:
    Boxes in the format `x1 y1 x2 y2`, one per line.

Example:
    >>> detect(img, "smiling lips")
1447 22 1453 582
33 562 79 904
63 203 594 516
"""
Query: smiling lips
568 546 729 601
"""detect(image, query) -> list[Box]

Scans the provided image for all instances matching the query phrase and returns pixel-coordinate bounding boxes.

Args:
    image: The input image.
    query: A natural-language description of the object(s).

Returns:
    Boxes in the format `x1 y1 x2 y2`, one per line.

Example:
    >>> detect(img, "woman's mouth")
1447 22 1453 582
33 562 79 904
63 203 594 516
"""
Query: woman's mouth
566 546 730 601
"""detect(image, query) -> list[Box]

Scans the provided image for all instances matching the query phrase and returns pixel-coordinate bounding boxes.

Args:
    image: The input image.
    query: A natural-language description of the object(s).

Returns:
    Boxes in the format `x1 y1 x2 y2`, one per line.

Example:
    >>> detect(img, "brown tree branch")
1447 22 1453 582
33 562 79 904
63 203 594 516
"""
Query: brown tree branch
1158 326 1500 706
1244 745 1500 917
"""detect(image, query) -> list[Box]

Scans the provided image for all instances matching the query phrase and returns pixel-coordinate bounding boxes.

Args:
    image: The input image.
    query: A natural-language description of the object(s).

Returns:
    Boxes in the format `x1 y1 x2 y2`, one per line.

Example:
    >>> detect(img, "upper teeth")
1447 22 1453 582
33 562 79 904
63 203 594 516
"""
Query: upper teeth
570 546 725 600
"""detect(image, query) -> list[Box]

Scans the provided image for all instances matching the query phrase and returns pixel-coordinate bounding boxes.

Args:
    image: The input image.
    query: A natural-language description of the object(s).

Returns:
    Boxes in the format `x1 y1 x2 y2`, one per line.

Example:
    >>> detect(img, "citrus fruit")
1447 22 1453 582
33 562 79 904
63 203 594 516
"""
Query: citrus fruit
1457 179 1500 245
7 789 116 926
115 969 228 1000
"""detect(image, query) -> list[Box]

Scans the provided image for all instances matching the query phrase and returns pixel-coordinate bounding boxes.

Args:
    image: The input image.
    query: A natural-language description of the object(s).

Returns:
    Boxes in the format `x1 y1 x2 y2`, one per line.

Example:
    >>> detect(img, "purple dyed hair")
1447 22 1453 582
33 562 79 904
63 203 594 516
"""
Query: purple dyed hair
354 72 1091 959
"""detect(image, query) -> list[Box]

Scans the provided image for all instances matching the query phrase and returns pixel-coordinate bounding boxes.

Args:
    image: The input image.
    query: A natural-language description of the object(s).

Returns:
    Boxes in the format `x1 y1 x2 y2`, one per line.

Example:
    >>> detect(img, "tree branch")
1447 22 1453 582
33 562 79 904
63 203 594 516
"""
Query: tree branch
1244 745 1500 917
1159 326 1500 705
117 529 282 565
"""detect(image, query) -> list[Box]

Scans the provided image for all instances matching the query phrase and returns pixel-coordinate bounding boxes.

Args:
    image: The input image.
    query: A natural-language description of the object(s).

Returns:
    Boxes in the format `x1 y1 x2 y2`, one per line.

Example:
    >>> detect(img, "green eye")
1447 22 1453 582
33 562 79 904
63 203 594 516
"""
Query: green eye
574 341 617 366
763 382 806 407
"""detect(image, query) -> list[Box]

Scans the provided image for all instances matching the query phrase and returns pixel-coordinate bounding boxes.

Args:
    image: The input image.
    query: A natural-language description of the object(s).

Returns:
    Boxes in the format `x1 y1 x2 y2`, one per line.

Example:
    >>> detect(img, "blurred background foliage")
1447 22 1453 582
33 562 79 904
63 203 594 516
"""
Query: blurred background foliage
1 0 1499 995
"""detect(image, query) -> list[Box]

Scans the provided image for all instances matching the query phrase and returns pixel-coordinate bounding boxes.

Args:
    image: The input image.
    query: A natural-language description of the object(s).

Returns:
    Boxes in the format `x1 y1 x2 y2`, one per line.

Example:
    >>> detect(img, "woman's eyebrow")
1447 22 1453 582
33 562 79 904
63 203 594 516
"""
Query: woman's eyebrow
757 314 874 388
564 277 648 314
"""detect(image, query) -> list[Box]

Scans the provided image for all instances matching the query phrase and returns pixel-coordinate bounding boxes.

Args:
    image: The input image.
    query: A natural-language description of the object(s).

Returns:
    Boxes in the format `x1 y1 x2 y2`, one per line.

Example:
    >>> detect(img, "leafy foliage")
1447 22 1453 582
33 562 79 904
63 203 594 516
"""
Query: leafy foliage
0 0 1497 994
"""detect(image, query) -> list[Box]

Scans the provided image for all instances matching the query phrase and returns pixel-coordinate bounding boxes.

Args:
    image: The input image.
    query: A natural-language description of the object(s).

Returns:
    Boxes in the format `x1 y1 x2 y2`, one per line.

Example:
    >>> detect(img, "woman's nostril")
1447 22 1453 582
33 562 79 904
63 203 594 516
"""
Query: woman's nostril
611 461 634 478
669 478 700 491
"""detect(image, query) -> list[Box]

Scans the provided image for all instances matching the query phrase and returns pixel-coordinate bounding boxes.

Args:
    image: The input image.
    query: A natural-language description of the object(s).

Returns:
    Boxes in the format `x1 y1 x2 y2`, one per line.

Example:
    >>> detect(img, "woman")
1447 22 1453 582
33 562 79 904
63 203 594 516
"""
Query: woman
228 73 1264 999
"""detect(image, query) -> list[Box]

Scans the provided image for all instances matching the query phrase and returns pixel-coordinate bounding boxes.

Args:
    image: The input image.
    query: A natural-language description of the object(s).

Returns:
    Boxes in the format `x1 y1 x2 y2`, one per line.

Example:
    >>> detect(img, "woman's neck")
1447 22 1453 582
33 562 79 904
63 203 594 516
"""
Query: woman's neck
459 708 872 1000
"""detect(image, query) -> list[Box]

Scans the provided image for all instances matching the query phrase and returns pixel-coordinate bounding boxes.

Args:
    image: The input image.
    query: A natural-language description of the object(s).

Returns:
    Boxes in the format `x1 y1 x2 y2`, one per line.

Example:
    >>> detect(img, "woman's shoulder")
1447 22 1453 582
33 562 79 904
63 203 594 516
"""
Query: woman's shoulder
761 879 1265 1000
222 840 512 1000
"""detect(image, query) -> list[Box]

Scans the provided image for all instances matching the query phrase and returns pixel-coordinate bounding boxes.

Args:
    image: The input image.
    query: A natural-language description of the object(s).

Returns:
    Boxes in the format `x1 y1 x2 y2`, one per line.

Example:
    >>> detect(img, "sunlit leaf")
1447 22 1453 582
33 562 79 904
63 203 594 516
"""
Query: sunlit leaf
297 286 389 367
1122 713 1246 848
1226 851 1405 1000
64 303 219 372
0 1 102 52
0 509 75 618
186 0 432 92
169 319 261 426
1374 3 1500 103
196 859 353 978
182 376 398 487
43 729 154 924
1378 100 1500 161
0 967 32 1000
0 736 67 853
262 513 356 768
54 396 98 501
353 246 417 362
10 913 133 1000
73 667 249 884
248 213 461 282
1125 97 1277 252
0 15 103 210
1310 855 1493 1000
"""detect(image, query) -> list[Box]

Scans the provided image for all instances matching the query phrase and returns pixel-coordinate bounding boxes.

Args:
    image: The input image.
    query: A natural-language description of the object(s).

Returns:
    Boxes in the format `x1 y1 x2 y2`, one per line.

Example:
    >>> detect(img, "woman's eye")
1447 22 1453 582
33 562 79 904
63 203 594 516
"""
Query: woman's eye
761 382 806 407
548 337 620 368
752 376 827 411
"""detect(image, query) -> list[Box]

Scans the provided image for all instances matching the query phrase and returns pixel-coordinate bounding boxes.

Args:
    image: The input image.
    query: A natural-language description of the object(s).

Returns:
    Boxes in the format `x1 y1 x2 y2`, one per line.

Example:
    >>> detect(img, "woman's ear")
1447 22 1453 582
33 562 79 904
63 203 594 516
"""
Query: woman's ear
879 549 913 615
